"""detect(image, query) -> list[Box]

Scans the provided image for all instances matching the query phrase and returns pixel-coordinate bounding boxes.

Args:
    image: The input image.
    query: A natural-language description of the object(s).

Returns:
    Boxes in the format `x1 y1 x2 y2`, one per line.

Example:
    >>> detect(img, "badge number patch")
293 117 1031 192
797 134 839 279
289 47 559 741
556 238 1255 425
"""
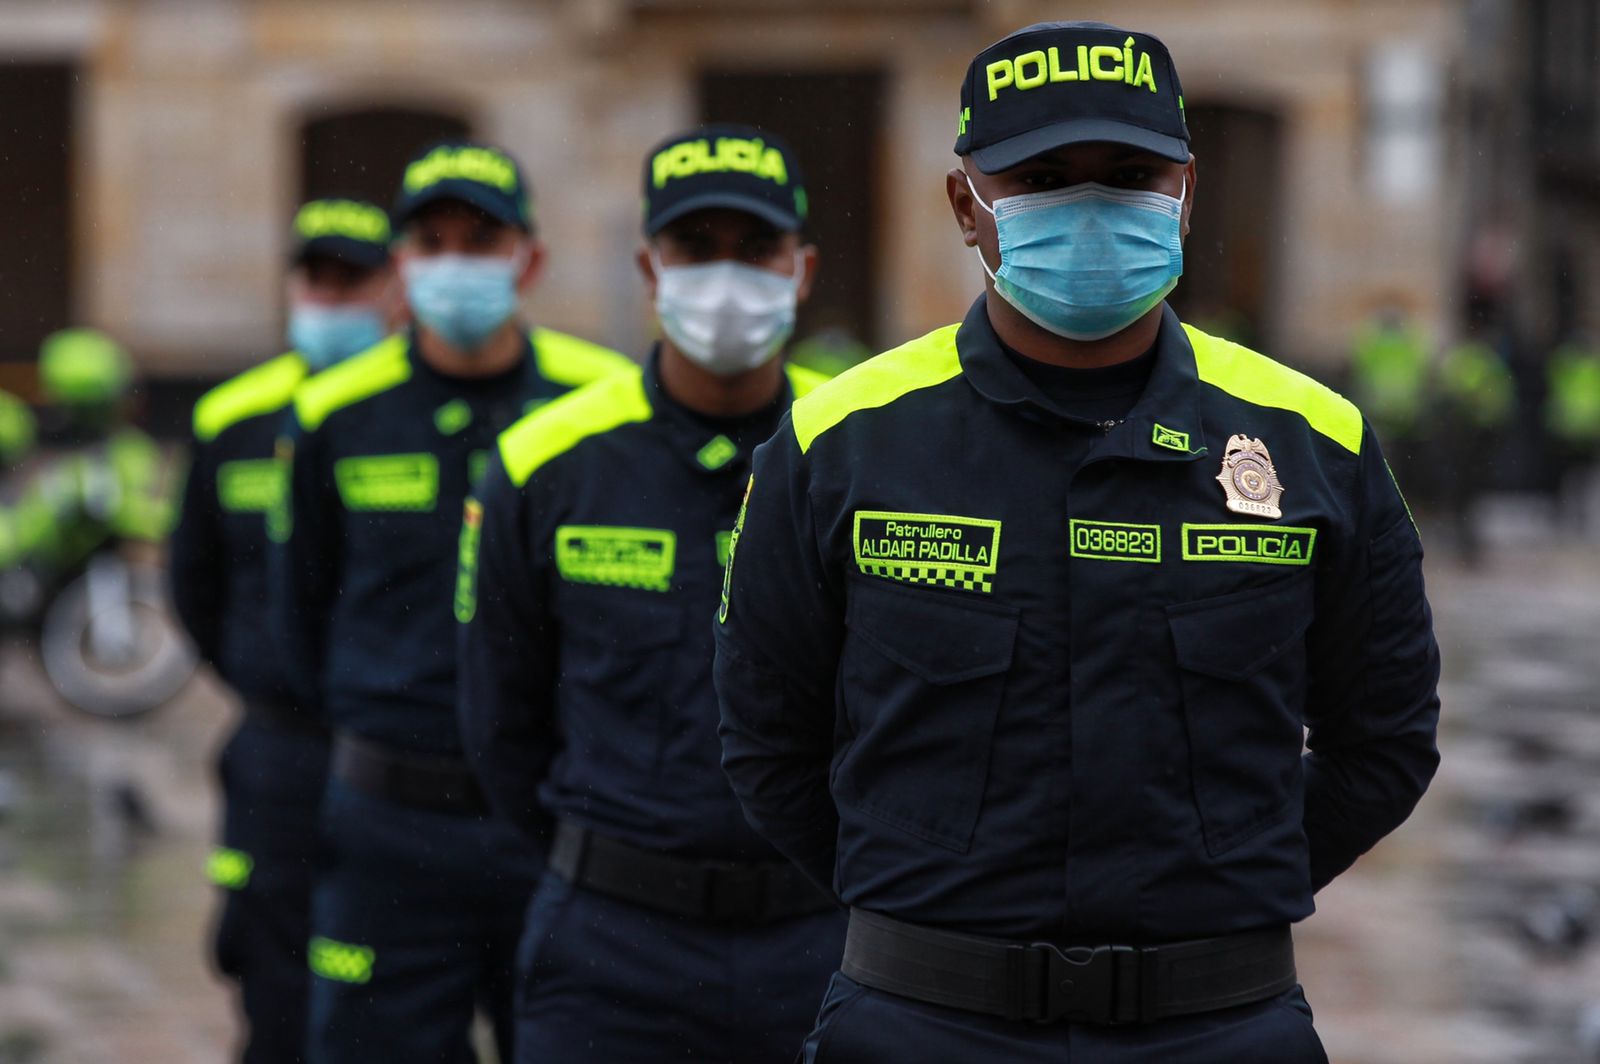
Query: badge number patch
853 511 1001 593
556 525 676 592
1069 519 1161 563
1182 524 1316 566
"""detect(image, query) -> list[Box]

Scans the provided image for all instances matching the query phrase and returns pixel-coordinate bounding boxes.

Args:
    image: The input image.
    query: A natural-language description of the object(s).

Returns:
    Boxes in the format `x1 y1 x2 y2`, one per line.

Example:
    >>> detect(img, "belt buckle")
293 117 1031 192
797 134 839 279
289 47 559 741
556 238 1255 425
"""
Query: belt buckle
705 862 767 924
1030 943 1139 1025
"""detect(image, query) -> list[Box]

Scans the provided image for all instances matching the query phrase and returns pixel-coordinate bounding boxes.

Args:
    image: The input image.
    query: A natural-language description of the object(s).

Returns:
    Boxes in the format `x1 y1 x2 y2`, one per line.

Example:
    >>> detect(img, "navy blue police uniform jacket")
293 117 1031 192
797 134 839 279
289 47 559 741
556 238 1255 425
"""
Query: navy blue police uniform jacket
714 297 1442 944
270 327 631 753
457 353 829 856
171 352 309 705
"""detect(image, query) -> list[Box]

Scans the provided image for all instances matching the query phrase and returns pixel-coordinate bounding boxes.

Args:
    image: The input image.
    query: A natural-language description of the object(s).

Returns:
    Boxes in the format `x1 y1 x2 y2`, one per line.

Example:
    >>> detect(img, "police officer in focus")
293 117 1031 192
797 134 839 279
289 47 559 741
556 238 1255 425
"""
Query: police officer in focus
169 198 395 1063
715 22 1441 1061
269 142 631 1063
457 124 844 1062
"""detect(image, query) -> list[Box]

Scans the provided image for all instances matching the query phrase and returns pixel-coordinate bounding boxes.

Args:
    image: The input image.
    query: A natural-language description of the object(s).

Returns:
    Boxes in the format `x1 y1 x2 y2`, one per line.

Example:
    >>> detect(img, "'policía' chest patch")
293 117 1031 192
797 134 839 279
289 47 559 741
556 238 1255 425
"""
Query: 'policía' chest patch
555 525 676 592
853 511 1001 594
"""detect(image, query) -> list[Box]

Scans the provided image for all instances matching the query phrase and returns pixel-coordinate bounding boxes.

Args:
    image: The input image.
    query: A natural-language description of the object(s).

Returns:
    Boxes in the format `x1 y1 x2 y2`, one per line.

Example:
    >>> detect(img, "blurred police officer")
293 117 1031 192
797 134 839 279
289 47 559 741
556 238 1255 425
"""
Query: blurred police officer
269 142 631 1064
457 124 844 1062
715 22 1442 1062
169 197 394 1063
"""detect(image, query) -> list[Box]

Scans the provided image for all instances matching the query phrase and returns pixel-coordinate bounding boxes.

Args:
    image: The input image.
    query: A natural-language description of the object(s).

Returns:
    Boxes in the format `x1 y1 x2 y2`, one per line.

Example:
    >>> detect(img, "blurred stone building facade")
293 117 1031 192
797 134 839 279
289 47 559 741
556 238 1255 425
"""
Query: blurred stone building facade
0 0 1472 398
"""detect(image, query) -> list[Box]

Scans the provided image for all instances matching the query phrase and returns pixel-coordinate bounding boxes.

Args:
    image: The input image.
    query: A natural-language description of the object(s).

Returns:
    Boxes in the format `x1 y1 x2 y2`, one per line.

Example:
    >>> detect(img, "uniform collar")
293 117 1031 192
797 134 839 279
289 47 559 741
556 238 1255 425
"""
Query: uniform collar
957 295 1209 465
641 346 795 476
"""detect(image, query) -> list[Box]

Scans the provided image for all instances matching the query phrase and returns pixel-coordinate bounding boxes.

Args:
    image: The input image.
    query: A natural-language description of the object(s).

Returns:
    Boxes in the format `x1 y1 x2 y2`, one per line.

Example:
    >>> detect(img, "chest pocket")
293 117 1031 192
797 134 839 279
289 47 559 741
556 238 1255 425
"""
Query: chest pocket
560 588 686 776
838 578 1018 853
1167 572 1314 857
334 453 439 512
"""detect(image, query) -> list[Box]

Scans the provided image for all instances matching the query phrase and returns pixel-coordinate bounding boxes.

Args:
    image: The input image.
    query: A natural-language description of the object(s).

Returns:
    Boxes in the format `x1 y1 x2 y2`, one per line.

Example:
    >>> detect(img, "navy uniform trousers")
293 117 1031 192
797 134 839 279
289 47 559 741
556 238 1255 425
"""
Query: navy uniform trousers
306 777 540 1064
212 716 329 1063
801 972 1329 1063
514 874 846 1062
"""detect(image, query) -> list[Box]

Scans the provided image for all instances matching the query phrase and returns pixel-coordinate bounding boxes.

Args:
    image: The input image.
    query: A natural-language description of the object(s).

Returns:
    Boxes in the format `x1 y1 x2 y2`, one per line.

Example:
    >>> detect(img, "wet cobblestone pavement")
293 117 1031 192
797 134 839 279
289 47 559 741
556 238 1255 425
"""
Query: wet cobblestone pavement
3 509 1600 1062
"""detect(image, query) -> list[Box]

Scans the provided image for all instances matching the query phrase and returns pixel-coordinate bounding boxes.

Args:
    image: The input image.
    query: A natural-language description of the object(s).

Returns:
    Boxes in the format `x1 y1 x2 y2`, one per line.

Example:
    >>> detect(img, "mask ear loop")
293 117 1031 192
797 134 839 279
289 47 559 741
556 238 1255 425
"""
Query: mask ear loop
964 172 1001 282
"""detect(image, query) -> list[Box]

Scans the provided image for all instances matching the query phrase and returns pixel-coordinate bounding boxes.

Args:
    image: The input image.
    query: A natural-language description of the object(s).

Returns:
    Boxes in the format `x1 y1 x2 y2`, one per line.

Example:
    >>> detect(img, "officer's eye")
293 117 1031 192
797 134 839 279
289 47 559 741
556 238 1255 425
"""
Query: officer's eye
1111 167 1157 186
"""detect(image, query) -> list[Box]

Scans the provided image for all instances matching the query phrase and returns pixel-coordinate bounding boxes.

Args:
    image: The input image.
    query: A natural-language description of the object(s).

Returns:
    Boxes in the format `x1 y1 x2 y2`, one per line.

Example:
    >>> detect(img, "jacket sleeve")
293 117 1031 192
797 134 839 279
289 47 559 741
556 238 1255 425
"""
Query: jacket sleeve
167 437 225 665
265 410 337 717
1302 423 1442 890
456 453 558 843
714 422 844 893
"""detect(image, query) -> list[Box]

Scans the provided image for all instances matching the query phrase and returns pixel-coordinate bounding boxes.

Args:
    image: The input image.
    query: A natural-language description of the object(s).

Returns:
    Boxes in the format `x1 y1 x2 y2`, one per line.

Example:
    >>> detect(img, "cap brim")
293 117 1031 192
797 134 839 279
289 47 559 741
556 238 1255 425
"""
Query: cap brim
970 118 1189 173
394 183 529 231
646 191 800 236
293 235 390 270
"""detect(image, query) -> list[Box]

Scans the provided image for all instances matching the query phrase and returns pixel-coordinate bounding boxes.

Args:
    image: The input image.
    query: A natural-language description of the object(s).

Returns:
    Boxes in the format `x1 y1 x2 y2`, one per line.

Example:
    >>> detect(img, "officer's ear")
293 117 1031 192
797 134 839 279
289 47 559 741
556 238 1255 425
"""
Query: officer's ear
794 243 819 304
515 237 548 294
636 242 660 301
1181 156 1197 241
946 166 982 248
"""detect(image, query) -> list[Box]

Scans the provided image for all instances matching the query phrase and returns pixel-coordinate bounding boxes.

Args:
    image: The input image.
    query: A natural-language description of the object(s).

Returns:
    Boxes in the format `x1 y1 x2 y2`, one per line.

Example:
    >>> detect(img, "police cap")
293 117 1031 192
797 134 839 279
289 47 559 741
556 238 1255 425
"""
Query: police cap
955 21 1189 173
392 141 534 232
290 198 392 269
643 124 807 236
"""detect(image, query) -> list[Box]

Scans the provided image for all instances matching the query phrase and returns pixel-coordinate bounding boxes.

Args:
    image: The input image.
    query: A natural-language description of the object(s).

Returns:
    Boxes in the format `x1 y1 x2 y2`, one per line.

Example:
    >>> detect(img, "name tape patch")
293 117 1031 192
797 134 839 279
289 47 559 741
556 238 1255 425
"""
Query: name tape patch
853 510 1001 593
333 453 439 512
555 525 676 592
217 458 286 514
1182 524 1316 566
1069 519 1161 563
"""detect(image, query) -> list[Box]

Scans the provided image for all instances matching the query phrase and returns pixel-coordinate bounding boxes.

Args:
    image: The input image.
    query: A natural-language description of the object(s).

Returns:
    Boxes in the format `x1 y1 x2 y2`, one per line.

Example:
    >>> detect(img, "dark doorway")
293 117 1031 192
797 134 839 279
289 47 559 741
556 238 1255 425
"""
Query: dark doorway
699 70 885 355
0 63 74 373
300 105 473 208
1169 105 1285 353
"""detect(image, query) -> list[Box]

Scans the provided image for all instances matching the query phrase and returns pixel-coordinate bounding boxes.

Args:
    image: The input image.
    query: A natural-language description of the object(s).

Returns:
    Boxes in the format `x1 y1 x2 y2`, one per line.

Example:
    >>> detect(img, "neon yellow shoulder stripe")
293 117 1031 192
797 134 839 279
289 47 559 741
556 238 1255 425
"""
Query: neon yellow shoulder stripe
499 368 652 487
194 352 308 442
530 327 634 389
292 335 410 431
784 362 831 398
1184 324 1363 455
791 324 962 453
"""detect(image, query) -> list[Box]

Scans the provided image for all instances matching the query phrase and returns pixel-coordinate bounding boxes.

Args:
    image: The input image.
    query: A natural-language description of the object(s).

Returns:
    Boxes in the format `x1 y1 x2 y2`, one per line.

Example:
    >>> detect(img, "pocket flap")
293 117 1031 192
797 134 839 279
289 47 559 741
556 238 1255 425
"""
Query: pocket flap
847 578 1018 684
565 591 685 652
1167 573 1313 681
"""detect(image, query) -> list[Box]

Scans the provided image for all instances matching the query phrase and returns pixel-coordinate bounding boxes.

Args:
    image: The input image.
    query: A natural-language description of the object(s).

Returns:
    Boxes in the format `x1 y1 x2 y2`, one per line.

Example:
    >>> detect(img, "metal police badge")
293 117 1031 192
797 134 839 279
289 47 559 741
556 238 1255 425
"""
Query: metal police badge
1215 435 1284 519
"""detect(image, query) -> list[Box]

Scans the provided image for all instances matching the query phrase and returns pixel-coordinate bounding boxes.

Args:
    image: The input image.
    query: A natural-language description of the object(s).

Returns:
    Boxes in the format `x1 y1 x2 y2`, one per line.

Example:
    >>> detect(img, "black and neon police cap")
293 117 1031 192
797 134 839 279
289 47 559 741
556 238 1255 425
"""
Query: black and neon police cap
643 124 807 236
392 141 534 232
955 21 1189 173
290 198 392 269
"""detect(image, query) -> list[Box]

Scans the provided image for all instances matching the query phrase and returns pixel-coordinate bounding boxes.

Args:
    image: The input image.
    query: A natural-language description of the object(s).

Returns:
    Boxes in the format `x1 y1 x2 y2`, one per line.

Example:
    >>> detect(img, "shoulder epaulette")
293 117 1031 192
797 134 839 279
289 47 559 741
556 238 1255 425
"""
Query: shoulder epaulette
292 335 410 432
790 324 962 454
530 327 634 390
193 352 307 442
499 367 651 487
784 362 831 399
1184 324 1363 455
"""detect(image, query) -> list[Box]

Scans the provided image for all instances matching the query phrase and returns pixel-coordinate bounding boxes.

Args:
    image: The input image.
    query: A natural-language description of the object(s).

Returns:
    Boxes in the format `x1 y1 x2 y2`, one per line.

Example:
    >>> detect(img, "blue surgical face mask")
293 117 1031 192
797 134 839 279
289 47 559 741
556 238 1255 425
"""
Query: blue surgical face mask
968 174 1185 341
402 250 525 352
288 303 388 370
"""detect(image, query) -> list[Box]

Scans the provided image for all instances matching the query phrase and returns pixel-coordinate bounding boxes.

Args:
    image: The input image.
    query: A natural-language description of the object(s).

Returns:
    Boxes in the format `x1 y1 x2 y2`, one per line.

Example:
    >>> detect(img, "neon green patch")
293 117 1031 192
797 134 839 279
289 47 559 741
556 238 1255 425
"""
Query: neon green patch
697 435 737 471
207 846 253 890
217 459 286 514
715 530 733 569
434 398 472 436
455 498 483 623
266 437 294 543
1181 524 1317 565
719 477 752 624
334 453 439 512
556 526 675 592
308 936 375 984
1151 424 1191 453
468 449 489 489
1069 519 1161 563
853 510 1001 594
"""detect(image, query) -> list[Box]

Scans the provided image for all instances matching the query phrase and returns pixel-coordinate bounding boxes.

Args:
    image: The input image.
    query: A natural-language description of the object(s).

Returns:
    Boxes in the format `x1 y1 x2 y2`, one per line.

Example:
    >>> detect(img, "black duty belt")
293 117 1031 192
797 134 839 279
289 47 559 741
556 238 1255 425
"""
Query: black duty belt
331 732 487 816
243 697 330 738
841 908 1296 1026
548 820 837 926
